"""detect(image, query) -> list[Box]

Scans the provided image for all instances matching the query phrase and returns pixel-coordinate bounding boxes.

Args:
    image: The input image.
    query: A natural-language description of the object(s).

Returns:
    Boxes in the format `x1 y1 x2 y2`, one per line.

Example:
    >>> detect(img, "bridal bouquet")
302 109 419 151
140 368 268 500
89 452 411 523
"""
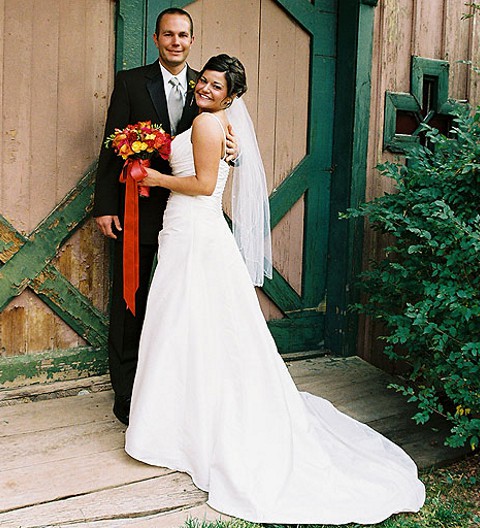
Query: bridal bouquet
105 121 171 316
105 120 171 197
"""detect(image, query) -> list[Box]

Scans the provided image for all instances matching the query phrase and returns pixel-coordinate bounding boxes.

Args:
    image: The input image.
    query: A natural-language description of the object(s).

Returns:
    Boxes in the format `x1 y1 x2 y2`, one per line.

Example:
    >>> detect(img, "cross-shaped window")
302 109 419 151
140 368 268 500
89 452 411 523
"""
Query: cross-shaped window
384 56 457 153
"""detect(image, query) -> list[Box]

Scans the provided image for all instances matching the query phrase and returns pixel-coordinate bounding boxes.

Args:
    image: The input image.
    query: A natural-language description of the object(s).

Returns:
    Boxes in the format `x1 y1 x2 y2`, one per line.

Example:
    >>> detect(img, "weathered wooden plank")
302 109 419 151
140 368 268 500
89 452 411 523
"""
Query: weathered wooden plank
0 345 108 386
1 1 33 233
0 167 94 310
80 0 114 155
57 0 88 199
0 0 4 209
443 0 470 100
0 448 172 512
273 7 297 188
271 195 304 296
467 5 480 103
0 472 206 527
30 0 60 225
1 419 124 471
0 374 110 406
412 0 445 58
288 355 389 386
68 504 229 528
257 0 280 190
368 410 462 469
0 391 113 435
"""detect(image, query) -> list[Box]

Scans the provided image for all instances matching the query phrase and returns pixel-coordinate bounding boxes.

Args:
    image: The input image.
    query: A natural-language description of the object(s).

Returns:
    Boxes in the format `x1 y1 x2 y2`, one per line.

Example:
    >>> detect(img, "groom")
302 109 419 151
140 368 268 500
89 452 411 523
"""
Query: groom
94 8 235 425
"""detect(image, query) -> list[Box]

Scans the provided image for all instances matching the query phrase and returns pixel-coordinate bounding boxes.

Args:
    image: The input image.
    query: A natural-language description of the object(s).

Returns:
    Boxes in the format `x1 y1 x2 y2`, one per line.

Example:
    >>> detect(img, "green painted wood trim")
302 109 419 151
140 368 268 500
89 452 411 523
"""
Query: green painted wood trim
0 166 108 348
116 0 147 70
383 92 421 153
32 270 108 349
262 269 303 313
0 346 108 385
325 0 376 356
383 56 458 154
269 159 309 228
345 1 377 356
301 50 336 306
275 0 335 34
411 56 450 109
268 313 325 353
0 167 95 311
361 0 378 6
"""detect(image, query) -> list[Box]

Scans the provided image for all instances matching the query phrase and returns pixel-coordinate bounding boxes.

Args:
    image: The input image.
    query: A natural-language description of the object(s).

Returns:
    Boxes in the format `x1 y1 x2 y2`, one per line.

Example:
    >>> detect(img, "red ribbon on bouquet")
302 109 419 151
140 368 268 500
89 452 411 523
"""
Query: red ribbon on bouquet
119 157 151 315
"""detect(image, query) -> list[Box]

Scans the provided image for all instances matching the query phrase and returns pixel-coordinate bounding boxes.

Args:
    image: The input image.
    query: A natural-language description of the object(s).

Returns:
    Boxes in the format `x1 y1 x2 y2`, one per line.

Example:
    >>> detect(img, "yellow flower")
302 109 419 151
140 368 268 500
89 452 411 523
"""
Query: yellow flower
144 133 156 140
132 141 148 153
131 141 142 153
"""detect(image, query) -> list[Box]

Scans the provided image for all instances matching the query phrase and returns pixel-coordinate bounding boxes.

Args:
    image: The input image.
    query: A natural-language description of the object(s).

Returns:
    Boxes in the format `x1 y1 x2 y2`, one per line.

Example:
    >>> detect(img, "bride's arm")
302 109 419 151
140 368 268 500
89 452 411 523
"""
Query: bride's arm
142 114 223 196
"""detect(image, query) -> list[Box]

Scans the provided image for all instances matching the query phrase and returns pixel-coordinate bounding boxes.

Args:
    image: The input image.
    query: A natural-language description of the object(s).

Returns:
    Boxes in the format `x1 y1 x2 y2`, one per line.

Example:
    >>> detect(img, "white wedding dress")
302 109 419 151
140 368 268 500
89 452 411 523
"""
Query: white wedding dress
125 116 425 525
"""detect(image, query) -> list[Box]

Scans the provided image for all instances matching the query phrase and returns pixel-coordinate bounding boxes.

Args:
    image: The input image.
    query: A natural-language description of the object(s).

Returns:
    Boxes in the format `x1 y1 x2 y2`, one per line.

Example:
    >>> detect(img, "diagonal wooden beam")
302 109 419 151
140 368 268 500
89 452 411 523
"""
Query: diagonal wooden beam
0 166 95 308
0 165 108 347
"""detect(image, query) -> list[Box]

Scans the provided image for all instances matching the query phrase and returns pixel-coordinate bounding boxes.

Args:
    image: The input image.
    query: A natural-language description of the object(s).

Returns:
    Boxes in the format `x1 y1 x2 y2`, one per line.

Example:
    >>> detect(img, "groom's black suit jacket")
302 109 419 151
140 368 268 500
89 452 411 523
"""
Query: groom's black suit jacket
94 61 199 244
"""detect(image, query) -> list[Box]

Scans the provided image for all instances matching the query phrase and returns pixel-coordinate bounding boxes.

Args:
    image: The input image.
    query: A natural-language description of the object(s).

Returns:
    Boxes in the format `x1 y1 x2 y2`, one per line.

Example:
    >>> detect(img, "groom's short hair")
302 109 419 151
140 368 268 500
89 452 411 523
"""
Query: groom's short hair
155 8 194 37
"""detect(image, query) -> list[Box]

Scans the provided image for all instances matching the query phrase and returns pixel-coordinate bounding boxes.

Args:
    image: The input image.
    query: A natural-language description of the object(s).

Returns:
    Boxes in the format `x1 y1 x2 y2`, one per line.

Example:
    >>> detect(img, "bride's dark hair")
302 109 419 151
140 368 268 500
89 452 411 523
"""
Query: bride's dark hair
199 54 247 98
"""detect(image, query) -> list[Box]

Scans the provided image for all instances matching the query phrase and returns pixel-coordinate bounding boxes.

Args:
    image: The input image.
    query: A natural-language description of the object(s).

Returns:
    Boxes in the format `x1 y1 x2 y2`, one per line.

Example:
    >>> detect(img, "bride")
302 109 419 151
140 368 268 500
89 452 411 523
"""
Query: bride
125 54 425 525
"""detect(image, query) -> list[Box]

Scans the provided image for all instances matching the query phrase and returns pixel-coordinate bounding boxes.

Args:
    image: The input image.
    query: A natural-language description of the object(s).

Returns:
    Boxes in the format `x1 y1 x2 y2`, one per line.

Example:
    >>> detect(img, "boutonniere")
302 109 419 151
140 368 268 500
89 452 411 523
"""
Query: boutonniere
188 79 197 106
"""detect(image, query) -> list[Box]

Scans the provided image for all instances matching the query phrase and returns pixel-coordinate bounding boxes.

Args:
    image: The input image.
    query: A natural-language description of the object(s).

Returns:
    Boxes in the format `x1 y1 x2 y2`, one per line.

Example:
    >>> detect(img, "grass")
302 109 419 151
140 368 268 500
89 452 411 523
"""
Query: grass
179 452 479 528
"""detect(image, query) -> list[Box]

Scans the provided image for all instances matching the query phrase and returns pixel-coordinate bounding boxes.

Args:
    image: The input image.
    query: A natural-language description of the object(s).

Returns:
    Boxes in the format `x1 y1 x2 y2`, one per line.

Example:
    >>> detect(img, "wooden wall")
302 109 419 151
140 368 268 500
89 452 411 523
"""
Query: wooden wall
359 0 480 369
0 0 115 358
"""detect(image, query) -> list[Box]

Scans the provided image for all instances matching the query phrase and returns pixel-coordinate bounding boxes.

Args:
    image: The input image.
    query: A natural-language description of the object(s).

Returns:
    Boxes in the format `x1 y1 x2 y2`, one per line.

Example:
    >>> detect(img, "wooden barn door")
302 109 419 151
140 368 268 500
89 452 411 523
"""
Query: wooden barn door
119 0 338 355
0 0 115 387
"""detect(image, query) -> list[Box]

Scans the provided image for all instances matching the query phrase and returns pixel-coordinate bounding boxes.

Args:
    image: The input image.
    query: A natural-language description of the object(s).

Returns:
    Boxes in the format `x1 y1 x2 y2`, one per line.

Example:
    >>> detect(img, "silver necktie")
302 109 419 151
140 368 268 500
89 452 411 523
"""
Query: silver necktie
168 77 183 136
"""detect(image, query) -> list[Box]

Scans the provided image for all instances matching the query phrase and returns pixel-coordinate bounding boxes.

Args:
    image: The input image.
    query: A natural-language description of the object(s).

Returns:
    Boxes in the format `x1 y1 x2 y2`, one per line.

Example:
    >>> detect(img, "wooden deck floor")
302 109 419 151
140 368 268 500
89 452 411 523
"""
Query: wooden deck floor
0 356 464 528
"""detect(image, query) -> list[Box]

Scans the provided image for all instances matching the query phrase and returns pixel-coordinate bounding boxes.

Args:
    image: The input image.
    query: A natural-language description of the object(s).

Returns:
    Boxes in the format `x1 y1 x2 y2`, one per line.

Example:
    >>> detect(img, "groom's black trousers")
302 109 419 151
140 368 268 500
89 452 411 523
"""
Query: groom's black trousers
108 240 158 403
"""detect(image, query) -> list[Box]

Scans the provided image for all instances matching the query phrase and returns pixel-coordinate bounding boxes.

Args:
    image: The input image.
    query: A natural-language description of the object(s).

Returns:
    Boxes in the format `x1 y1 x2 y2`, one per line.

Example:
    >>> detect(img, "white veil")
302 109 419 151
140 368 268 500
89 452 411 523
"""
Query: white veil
226 98 273 286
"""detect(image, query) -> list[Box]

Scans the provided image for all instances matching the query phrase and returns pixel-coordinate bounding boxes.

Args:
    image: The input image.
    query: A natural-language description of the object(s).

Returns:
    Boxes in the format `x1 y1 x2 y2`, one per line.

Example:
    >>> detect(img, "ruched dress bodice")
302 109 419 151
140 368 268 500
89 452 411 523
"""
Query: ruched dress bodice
167 126 230 216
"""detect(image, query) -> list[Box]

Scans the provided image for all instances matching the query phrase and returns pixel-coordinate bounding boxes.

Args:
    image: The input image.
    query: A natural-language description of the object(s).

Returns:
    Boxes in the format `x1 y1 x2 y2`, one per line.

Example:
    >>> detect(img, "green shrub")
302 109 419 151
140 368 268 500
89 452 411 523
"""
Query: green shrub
346 104 480 450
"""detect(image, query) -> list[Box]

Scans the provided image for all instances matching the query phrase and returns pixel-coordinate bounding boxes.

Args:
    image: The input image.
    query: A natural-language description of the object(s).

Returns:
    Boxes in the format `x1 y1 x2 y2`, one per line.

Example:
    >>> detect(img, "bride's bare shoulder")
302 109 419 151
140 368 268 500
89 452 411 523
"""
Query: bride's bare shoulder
192 113 223 138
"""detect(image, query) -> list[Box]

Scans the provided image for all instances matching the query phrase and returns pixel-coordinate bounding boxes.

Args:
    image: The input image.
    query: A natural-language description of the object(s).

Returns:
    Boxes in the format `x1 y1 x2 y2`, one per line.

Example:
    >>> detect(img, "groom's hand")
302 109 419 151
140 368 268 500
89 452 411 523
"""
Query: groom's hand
95 215 122 239
225 124 239 165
